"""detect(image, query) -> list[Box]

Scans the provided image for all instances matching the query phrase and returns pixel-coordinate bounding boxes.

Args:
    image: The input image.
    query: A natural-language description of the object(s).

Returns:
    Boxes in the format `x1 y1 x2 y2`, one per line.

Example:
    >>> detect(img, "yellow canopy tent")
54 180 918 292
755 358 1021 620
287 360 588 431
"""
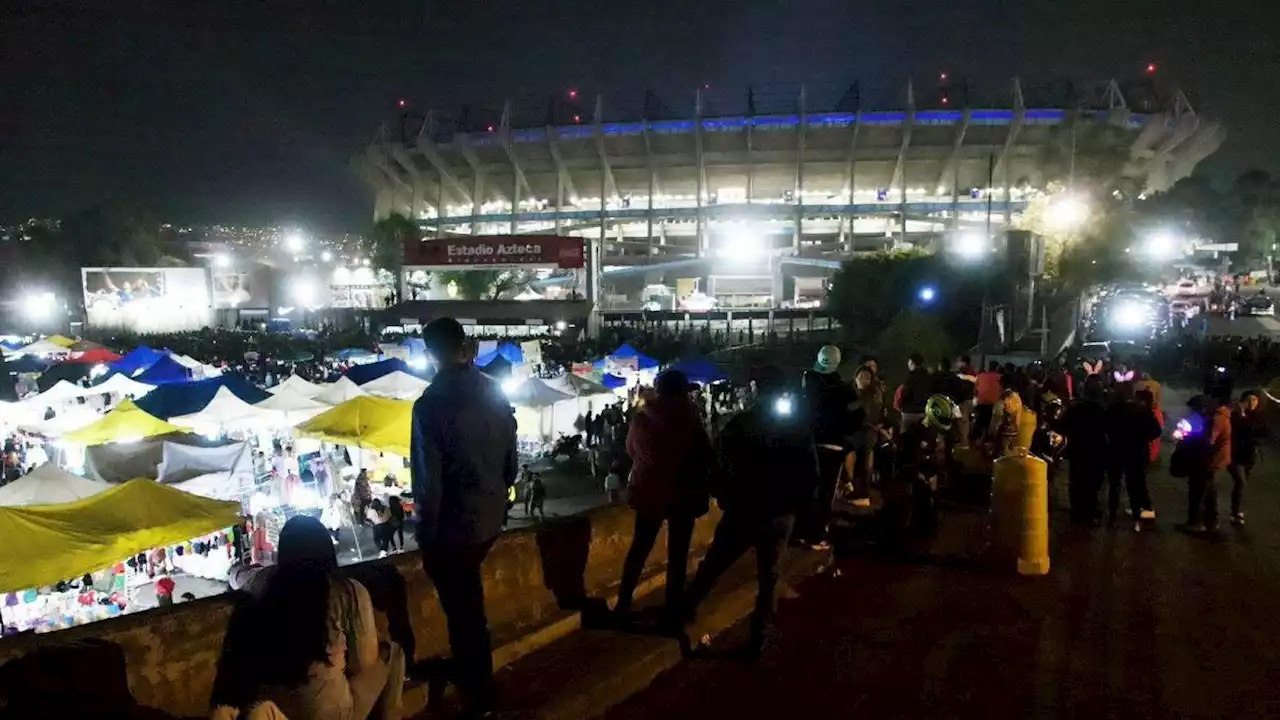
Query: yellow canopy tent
64 398 183 446
0 479 242 594
294 395 413 457
44 334 77 348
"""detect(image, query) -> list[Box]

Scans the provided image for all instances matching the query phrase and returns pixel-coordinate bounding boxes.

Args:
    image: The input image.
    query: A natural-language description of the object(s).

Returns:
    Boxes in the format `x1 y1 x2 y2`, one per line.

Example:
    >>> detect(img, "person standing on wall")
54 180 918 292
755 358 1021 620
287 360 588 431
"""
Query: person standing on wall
412 318 517 720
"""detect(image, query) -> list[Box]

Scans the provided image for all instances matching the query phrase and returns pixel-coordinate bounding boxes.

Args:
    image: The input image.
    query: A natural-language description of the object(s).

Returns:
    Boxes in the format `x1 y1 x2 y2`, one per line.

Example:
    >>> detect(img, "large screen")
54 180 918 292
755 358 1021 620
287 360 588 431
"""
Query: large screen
82 267 212 333
212 264 271 309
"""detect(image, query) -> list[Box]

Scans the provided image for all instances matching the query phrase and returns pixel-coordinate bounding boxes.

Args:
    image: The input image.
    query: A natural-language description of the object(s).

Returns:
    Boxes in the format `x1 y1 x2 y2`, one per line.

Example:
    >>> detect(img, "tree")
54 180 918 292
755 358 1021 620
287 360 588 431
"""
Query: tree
436 268 539 300
366 213 420 275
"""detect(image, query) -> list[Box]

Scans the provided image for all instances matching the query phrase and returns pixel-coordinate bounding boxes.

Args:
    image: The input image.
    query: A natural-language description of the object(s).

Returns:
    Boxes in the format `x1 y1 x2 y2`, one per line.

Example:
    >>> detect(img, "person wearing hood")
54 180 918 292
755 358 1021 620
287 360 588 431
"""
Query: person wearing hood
681 365 819 658
798 345 856 549
1104 383 1163 523
615 369 712 623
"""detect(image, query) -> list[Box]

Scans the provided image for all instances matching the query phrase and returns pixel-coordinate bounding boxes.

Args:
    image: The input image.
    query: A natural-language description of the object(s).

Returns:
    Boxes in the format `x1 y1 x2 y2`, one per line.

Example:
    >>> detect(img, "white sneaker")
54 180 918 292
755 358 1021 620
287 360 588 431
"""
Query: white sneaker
853 498 872 508
1139 509 1156 520
378 550 388 559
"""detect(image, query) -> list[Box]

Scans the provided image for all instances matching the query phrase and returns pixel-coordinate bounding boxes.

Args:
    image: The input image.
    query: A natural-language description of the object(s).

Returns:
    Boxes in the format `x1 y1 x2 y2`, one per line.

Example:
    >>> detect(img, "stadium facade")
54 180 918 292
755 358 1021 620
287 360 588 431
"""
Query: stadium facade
357 78 1222 311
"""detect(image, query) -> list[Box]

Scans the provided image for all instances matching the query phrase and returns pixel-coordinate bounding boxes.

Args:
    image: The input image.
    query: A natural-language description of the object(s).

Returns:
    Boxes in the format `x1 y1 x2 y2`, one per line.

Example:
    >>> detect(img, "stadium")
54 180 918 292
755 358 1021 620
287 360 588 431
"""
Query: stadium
357 77 1223 314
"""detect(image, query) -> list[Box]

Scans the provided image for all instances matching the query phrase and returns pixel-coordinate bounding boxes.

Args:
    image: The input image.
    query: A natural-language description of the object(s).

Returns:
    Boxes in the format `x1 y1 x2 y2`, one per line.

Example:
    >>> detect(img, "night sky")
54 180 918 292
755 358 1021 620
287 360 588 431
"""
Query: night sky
3 0 1276 232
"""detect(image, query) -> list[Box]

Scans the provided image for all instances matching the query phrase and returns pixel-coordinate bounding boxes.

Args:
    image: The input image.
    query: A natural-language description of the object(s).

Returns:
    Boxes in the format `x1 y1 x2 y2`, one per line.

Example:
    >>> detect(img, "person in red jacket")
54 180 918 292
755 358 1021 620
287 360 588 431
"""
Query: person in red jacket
615 370 712 624
972 362 1004 443
1186 396 1232 532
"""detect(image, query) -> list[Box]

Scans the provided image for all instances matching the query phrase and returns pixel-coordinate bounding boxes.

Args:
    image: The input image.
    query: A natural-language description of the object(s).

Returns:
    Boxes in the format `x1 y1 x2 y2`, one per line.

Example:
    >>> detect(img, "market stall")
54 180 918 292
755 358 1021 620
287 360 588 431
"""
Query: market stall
63 398 184 447
0 464 111 507
314 376 367 406
508 377 576 441
253 388 330 424
269 374 324 398
170 386 281 435
360 370 428 400
294 396 413 457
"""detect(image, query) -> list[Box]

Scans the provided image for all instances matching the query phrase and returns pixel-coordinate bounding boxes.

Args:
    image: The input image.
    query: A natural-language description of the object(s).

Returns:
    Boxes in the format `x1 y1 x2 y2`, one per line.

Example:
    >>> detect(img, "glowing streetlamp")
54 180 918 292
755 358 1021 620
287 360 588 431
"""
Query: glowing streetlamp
1144 230 1180 259
952 231 988 260
320 250 333 262
1046 193 1090 233
285 231 305 252
22 292 57 322
213 254 231 268
918 286 937 303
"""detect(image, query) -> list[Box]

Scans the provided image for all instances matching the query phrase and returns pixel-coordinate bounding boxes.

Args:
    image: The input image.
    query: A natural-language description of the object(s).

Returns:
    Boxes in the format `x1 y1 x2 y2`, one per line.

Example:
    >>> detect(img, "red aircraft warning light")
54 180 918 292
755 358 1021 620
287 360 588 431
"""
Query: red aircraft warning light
1146 62 1158 74
568 89 578 99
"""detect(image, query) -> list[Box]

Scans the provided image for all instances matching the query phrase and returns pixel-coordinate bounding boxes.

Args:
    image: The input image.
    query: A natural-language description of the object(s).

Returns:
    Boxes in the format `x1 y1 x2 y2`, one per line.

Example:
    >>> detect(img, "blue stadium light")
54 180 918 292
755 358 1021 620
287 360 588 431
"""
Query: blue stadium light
918 286 937 303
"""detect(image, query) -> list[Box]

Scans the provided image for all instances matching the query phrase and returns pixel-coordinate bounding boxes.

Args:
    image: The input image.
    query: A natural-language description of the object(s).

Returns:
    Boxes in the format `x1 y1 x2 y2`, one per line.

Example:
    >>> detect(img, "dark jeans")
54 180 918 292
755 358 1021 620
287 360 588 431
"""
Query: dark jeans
422 540 496 713
616 513 696 614
851 441 875 498
1107 457 1151 518
685 513 795 648
1187 469 1220 527
798 447 845 542
1068 458 1104 522
1228 462 1252 516
373 523 392 552
972 404 994 443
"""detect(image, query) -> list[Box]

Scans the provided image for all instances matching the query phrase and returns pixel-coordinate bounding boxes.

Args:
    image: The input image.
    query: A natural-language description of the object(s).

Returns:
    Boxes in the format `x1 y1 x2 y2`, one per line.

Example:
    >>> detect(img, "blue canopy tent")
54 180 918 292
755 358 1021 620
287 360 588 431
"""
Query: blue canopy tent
667 357 729 384
133 355 192 385
600 373 628 390
0 339 25 352
3 355 51 374
401 337 427 359
474 342 524 368
109 346 167 376
592 343 659 372
135 374 271 420
344 357 427 384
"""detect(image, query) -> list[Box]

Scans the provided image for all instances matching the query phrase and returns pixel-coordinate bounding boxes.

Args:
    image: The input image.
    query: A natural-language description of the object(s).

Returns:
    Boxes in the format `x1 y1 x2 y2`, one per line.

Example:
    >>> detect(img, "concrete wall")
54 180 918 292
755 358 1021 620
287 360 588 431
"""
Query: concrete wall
0 503 721 719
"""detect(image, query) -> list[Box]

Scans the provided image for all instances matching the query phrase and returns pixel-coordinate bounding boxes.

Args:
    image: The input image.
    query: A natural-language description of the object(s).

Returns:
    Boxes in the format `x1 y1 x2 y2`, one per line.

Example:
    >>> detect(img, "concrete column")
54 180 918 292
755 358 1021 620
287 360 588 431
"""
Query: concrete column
555 168 564 236
436 171 445 239
471 173 483 235
647 163 655 259
510 169 519 236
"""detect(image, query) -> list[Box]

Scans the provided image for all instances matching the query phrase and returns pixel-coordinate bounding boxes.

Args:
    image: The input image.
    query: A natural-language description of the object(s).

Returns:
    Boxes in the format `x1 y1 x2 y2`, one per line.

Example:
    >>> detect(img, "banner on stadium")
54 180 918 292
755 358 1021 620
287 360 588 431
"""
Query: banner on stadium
403 235 584 270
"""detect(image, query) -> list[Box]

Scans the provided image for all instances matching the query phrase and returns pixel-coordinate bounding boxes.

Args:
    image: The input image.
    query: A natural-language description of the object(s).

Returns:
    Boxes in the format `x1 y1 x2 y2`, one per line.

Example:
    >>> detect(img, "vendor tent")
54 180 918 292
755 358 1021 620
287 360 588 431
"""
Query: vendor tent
327 347 377 362
666 356 729 384
83 434 234 484
361 370 429 400
16 339 70 357
64 398 183 446
507 377 573 408
478 356 513 380
3 355 51 374
156 440 254 485
294 396 412 457
0 464 111 507
134 355 193 385
109 346 167 376
134 375 271 420
0 479 242 594
17 380 87 411
169 354 203 370
35 361 93 391
595 343 659 371
546 373 612 398
45 335 76 348
68 339 110 354
269 374 324 398
474 341 523 367
64 347 123 365
170 386 279 431
254 388 330 424
19 404 101 438
346 357 425 385
601 373 627 390
314 376 367 405
92 372 155 399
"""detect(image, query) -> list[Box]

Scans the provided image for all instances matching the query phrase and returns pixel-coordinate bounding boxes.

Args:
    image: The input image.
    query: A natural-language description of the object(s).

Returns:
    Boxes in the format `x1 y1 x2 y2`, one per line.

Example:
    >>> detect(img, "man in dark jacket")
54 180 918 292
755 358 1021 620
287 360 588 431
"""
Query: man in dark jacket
1104 383 1163 523
1228 391 1266 525
798 344 855 548
412 317 517 718
898 353 934 432
682 366 820 657
1061 375 1109 525
615 369 711 622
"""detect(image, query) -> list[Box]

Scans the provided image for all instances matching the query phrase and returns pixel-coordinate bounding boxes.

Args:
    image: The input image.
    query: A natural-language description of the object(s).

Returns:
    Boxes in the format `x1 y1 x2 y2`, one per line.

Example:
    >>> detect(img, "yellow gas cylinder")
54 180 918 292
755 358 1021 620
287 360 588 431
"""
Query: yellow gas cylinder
991 448 1050 575
1016 409 1037 452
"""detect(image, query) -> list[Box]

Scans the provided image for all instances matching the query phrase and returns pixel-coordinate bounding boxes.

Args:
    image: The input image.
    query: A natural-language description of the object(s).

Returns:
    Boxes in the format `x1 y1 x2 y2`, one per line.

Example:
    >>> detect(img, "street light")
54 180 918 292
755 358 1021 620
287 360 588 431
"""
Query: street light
213 254 231 268
918 286 937 303
320 250 333 262
291 278 317 306
953 231 988 260
285 231 305 252
1145 230 1179 259
1046 193 1090 232
22 292 56 322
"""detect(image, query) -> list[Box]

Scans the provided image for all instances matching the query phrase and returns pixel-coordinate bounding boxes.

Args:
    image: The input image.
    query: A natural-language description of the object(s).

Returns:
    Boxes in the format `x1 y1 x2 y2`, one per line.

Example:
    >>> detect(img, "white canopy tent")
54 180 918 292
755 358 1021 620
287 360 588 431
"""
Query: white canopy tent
254 388 330 424
361 371 429 400
15 381 86 413
14 339 70 357
544 374 618 419
92 373 155 399
170 387 281 433
509 377 578 440
0 463 111 507
18 404 101 438
314 376 367 405
170 354 203 370
269 374 325 398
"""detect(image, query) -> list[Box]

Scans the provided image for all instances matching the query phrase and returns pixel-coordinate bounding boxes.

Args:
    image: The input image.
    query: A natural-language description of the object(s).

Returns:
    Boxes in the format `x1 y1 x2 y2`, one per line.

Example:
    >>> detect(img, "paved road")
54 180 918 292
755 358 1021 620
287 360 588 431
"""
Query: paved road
606 392 1280 719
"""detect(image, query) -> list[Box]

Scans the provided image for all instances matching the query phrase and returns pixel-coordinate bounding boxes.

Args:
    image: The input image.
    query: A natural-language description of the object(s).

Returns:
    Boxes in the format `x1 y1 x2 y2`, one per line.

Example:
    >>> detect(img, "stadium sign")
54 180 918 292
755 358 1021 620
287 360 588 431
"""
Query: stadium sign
403 235 584 269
